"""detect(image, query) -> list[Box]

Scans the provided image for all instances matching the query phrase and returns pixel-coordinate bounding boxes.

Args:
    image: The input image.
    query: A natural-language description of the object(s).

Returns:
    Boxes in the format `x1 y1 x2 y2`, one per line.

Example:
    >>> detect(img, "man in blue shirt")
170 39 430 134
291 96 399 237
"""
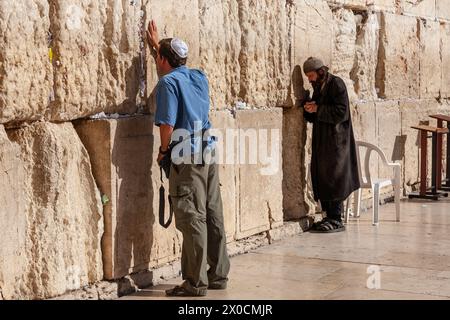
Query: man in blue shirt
147 20 230 297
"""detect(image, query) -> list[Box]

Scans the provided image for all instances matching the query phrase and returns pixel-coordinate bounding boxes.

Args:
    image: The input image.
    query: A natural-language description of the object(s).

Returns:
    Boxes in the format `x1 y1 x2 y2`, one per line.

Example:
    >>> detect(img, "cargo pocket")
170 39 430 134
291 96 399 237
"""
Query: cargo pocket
170 185 196 226
169 184 193 198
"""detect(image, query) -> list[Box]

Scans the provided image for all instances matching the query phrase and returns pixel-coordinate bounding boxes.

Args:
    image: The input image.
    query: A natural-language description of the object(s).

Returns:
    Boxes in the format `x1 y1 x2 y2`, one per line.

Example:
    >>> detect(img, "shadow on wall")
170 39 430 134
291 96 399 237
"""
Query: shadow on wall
109 55 155 284
119 56 142 112
74 55 157 295
282 65 313 221
392 135 406 162
111 117 155 288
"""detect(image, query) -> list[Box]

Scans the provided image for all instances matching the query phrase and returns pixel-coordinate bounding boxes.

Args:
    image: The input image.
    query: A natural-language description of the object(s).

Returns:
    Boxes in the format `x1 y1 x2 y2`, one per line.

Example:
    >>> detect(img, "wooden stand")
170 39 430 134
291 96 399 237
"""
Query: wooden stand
408 125 449 200
430 114 450 191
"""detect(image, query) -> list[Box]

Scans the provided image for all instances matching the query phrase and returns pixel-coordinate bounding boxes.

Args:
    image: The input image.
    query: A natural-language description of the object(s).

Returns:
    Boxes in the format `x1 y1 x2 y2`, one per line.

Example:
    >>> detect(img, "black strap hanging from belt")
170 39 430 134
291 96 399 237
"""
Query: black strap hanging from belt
159 166 173 229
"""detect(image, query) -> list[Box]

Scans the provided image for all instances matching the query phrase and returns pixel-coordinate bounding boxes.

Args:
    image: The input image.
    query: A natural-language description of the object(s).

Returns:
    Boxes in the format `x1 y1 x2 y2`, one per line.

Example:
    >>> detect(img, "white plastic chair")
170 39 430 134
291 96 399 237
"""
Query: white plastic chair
344 141 401 226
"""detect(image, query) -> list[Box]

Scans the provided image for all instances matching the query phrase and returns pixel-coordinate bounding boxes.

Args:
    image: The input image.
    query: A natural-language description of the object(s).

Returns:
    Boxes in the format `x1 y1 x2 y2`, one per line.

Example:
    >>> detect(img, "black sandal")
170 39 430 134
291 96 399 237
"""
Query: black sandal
310 218 346 233
311 219 326 230
165 285 207 297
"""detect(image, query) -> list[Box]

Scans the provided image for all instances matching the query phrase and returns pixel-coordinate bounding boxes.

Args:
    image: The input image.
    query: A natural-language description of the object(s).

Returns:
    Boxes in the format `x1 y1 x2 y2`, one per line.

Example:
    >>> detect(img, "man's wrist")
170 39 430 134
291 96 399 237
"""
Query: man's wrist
159 146 169 155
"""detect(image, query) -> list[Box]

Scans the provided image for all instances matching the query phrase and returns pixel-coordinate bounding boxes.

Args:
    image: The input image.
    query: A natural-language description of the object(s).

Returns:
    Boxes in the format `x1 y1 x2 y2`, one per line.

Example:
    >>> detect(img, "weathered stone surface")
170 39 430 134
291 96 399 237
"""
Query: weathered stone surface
148 0 293 111
49 0 105 120
351 13 380 100
0 0 148 123
209 110 238 241
327 0 367 10
352 101 377 144
198 0 241 110
294 0 333 93
146 0 200 92
331 8 357 101
438 99 450 116
376 13 420 99
282 106 310 220
0 126 26 300
235 109 283 239
6 122 103 299
419 19 441 99
235 1 293 108
437 1 450 21
52 280 119 300
150 0 293 110
50 0 144 121
441 23 450 98
401 0 436 19
74 116 181 280
0 0 52 124
285 64 316 219
367 0 398 13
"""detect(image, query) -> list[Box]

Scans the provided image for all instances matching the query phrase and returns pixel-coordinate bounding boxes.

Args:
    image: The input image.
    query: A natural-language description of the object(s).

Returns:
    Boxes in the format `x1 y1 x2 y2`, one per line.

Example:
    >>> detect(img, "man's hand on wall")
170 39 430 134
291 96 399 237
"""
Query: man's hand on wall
146 20 160 59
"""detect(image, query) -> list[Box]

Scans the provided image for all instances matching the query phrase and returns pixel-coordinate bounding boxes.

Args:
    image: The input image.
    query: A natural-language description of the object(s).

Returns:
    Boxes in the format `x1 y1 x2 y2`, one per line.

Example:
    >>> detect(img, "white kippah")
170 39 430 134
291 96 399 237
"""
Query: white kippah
170 38 188 58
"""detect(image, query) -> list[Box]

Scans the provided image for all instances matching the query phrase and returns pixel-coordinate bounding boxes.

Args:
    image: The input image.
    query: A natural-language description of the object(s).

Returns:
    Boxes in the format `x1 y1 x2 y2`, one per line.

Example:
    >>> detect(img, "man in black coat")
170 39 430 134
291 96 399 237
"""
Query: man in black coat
302 57 360 233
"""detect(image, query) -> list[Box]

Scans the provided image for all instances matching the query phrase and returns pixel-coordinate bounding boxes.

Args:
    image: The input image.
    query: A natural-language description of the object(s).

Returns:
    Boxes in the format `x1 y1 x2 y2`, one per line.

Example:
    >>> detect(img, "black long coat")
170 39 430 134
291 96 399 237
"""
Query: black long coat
303 73 360 202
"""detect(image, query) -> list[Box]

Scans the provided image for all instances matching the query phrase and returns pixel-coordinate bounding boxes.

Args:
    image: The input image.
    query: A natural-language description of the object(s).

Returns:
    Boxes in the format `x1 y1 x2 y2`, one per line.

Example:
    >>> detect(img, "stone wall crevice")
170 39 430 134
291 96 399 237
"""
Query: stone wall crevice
375 12 386 99
47 0 59 121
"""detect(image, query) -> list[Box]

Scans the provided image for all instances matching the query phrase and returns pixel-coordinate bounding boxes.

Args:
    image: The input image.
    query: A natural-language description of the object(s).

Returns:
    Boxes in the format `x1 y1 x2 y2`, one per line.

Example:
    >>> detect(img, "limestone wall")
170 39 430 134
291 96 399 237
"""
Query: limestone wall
0 122 103 299
1 0 450 299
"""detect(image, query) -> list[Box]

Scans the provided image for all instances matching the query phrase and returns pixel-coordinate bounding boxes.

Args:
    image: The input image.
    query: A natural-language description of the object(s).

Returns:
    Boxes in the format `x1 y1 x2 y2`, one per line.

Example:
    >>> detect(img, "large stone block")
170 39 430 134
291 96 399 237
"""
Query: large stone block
367 0 397 13
441 23 450 98
437 1 450 21
0 0 52 124
6 122 103 299
282 106 310 220
401 0 436 19
331 8 357 101
198 0 241 110
148 0 293 110
294 0 333 94
74 115 181 280
233 0 293 108
49 0 104 120
352 101 377 144
376 13 420 99
235 109 283 239
352 13 380 100
0 126 26 300
419 19 441 99
49 0 144 121
209 110 238 241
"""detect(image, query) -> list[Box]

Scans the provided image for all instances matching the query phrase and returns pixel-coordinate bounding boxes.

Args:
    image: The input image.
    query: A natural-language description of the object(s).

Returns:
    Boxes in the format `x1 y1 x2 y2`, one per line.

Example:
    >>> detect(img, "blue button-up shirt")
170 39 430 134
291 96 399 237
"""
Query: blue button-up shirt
155 66 215 162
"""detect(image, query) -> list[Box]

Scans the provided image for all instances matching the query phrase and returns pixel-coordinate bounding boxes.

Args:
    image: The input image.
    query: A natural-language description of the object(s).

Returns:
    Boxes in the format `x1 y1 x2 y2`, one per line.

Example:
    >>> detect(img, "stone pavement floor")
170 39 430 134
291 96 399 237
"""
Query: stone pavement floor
120 198 450 300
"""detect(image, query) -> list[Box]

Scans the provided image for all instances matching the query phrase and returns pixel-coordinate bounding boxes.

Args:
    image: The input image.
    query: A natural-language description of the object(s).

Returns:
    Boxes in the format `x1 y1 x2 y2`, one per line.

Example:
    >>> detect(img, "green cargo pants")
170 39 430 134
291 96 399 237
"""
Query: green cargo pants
169 162 230 295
